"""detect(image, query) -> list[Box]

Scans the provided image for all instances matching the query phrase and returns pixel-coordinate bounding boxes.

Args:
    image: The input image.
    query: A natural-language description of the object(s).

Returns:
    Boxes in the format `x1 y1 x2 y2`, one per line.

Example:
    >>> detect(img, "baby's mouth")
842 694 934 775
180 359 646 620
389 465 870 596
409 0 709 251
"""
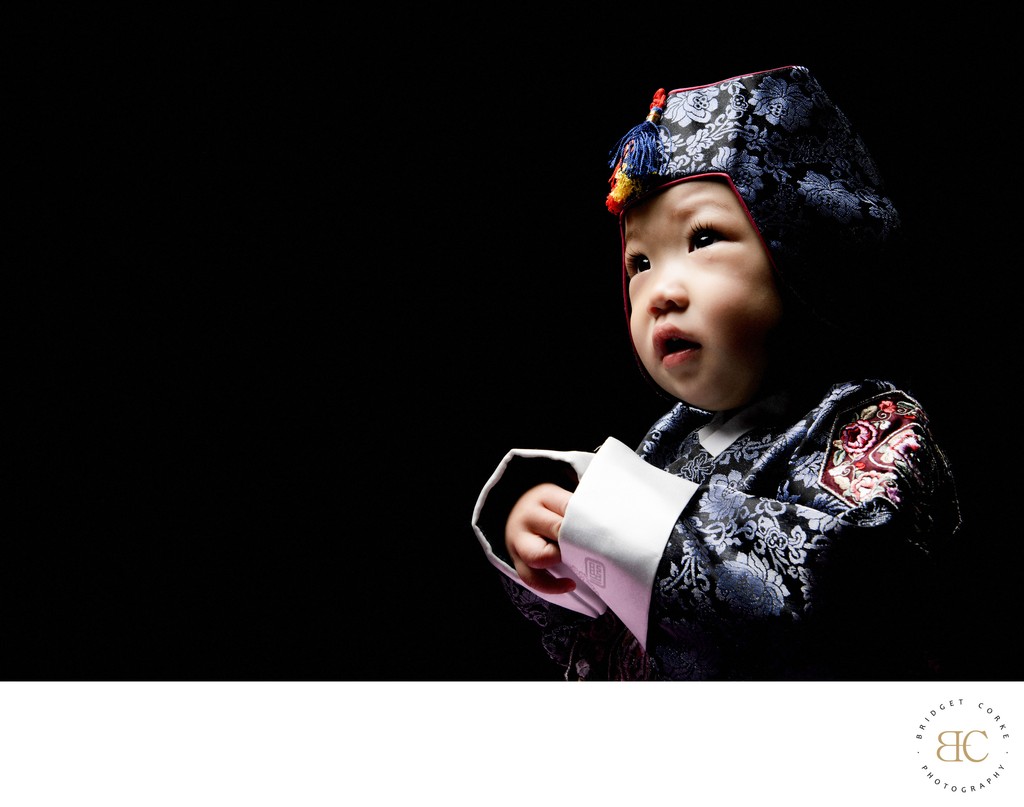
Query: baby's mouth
662 336 699 356
655 328 701 360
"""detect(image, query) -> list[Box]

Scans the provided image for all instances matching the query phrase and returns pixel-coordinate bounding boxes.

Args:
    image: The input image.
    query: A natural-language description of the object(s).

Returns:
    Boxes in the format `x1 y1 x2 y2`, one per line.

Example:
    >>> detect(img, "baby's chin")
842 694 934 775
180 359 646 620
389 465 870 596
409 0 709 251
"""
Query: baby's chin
652 374 762 413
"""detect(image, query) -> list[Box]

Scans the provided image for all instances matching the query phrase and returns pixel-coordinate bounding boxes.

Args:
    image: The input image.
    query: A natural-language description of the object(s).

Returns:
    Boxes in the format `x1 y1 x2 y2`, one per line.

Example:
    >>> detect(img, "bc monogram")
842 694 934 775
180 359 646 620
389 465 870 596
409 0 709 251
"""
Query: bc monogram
935 730 988 762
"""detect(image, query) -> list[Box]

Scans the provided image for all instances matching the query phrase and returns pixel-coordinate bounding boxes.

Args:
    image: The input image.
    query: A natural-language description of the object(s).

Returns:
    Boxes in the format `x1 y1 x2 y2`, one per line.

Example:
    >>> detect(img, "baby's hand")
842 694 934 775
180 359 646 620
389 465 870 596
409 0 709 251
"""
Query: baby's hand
505 483 576 595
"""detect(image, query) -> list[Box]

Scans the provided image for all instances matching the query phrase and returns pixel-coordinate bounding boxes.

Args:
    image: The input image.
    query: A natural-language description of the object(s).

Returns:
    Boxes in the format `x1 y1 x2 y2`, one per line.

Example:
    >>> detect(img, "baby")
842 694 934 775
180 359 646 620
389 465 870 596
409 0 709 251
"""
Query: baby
472 65 960 680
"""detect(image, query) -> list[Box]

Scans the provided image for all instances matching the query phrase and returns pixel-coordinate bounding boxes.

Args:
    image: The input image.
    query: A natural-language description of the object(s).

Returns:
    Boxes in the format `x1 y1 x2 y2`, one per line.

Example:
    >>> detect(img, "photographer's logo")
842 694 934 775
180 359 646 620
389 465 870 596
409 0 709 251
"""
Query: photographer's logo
936 730 989 762
914 698 1012 795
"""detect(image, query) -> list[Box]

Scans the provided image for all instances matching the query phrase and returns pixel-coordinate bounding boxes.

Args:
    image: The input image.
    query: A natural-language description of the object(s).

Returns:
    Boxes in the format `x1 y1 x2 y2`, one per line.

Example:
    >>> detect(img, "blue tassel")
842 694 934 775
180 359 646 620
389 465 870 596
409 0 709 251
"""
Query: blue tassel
607 88 668 180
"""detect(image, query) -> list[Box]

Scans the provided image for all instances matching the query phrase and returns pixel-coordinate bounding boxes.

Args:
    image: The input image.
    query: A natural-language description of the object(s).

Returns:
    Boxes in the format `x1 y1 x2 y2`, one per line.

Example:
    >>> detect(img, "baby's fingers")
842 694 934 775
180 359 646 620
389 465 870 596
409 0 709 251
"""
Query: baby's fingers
515 533 563 569
511 536 576 595
504 483 576 595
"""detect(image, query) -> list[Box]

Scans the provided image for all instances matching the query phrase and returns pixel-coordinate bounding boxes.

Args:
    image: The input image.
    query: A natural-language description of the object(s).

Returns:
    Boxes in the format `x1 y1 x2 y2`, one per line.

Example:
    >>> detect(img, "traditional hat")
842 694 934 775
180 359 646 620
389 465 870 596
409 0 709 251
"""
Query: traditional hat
606 65 902 322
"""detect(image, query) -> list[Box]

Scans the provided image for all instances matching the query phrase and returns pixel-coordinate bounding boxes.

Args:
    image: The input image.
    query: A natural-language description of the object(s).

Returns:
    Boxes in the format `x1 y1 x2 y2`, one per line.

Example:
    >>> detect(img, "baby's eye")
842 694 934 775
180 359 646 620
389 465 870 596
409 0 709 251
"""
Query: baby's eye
690 228 721 251
626 254 651 277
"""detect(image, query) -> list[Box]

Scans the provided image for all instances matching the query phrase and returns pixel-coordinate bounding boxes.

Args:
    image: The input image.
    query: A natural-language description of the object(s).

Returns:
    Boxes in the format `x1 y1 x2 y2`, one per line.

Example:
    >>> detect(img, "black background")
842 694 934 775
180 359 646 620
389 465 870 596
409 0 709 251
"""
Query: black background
12 10 1020 680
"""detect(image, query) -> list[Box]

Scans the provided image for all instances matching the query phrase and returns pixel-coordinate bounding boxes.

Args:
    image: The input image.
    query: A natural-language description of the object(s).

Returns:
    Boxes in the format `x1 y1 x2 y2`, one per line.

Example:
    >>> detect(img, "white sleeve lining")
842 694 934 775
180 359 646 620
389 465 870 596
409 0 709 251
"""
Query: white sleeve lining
471 447 608 617
558 437 699 649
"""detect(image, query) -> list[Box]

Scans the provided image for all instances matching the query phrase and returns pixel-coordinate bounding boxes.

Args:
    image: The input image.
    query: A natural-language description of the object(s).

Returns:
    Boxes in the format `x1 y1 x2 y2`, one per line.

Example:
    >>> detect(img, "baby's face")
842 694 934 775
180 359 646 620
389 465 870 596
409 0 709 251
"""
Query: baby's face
624 179 783 412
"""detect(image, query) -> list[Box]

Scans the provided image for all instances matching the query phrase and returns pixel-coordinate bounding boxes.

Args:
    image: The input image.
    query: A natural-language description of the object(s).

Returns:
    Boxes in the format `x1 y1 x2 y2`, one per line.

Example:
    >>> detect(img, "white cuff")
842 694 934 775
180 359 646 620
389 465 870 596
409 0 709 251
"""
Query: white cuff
471 447 608 618
558 437 700 649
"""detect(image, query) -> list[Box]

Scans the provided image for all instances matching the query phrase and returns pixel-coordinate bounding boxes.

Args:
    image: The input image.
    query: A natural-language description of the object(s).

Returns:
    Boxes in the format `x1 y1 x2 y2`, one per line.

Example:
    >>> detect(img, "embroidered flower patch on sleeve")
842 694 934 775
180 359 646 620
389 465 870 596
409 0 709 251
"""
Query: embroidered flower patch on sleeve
820 395 924 508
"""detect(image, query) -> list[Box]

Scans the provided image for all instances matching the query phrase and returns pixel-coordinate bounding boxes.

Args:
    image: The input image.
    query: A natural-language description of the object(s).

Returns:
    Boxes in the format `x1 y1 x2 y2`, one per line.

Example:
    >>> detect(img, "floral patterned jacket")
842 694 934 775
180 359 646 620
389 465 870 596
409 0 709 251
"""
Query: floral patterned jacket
472 379 961 680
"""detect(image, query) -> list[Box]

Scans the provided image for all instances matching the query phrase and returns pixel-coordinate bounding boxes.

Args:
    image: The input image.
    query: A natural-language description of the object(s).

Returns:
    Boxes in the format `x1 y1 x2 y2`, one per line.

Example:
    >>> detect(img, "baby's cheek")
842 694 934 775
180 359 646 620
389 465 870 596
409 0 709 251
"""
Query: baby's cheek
628 309 646 343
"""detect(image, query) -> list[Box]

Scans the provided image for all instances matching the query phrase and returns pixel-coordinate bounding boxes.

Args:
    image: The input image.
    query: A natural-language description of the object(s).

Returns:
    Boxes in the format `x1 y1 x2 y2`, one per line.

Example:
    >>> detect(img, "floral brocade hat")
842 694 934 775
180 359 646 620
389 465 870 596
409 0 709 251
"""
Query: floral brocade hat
606 65 902 321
